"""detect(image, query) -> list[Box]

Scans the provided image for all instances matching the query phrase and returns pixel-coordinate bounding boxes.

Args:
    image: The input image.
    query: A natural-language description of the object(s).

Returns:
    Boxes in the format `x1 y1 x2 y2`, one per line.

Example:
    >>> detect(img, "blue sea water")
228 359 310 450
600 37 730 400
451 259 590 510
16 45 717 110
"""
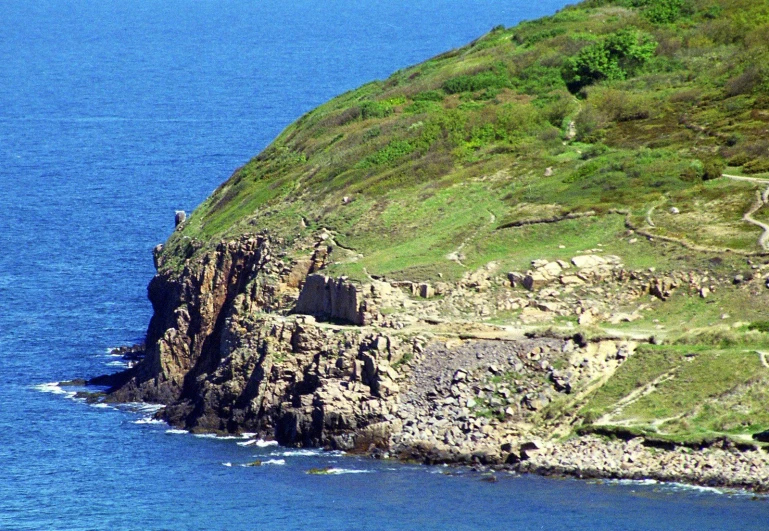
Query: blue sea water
0 1 767 529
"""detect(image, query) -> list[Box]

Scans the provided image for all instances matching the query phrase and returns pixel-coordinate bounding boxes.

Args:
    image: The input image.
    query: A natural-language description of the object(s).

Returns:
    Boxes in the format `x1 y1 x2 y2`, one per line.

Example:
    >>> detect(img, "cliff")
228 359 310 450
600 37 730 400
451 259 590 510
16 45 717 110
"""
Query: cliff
97 0 769 491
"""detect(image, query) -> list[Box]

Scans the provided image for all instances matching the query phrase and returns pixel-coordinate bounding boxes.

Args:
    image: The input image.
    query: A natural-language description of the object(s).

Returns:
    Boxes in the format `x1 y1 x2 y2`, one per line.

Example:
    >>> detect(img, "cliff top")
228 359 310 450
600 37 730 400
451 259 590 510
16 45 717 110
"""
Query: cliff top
162 0 769 283
105 0 769 465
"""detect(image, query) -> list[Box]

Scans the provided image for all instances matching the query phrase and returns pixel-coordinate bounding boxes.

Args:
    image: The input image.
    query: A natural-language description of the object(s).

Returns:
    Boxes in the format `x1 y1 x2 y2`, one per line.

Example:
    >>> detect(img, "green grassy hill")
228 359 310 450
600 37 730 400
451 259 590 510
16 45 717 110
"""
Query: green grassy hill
157 0 769 447
164 0 769 280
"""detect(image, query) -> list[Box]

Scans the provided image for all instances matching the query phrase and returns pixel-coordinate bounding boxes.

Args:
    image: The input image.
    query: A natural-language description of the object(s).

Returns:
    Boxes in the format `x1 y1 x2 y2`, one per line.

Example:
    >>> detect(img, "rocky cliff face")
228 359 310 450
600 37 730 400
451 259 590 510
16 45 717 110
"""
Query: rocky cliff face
96 230 769 492
104 233 406 448
109 236 273 404
104 231 628 451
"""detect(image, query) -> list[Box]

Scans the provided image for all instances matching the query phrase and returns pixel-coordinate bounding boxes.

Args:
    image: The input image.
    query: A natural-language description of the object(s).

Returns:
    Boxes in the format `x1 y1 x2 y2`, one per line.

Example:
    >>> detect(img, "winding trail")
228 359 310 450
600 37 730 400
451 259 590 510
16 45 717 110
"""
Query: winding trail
723 173 769 184
757 351 769 369
742 189 769 250
632 173 769 253
446 209 497 267
645 205 656 228
595 369 677 426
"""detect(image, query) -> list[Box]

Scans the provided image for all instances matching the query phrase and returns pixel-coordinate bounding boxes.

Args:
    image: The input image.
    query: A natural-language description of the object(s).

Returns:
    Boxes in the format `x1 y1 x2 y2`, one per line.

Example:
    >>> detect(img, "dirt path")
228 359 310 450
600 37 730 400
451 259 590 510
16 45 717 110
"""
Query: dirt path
446 209 496 267
757 350 769 369
595 369 676 426
741 188 769 250
645 205 656 228
723 173 769 184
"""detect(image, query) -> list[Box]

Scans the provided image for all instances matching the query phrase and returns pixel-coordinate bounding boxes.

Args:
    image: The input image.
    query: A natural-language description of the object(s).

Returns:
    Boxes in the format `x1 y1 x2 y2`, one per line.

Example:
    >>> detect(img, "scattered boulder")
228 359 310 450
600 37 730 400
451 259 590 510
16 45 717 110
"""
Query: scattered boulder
523 273 549 291
571 255 605 268
419 283 435 299
508 271 525 287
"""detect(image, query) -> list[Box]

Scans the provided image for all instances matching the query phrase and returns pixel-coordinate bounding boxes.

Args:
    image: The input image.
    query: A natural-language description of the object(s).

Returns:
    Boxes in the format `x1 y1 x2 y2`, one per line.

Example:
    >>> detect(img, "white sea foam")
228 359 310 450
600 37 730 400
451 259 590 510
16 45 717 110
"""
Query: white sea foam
193 433 240 440
667 482 724 495
32 382 77 399
106 360 130 368
239 459 286 467
613 479 659 486
241 432 257 438
238 439 279 447
166 429 189 435
133 417 165 425
611 479 732 496
277 449 321 457
222 462 233 467
323 468 372 475
90 403 112 409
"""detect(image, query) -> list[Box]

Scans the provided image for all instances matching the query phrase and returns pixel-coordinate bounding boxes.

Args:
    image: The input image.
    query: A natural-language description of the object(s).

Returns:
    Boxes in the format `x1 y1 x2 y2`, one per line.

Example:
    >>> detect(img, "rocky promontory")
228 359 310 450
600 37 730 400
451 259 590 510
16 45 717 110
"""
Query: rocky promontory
93 230 769 493
92 0 769 493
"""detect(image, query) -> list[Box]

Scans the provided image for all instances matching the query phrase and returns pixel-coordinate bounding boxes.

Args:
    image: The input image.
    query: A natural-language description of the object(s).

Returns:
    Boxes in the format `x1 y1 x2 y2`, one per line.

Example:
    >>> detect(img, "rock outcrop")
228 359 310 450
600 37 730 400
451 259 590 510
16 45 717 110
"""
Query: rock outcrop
94 234 768 493
294 274 376 325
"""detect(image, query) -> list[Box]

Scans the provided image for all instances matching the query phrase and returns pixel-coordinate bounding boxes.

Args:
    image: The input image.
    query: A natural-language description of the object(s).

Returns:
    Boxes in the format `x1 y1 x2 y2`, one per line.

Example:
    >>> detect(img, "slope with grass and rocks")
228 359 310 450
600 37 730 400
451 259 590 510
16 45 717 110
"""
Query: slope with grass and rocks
93 0 769 492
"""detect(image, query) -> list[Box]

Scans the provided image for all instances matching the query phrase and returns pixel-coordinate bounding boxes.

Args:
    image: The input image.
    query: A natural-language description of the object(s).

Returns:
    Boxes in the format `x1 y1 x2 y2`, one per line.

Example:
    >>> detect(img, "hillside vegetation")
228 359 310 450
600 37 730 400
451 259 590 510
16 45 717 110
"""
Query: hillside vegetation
157 0 769 447
167 0 769 279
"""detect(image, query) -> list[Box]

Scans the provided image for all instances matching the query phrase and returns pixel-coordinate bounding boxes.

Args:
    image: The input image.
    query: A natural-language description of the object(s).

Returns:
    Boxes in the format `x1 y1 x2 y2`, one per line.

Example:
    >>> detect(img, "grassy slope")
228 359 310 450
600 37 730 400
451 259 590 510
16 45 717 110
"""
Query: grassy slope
165 0 769 278
162 0 769 444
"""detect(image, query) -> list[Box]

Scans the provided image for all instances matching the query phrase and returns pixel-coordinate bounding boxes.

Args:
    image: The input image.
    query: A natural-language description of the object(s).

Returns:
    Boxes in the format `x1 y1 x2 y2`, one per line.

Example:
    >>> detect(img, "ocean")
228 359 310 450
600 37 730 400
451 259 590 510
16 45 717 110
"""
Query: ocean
0 1 766 529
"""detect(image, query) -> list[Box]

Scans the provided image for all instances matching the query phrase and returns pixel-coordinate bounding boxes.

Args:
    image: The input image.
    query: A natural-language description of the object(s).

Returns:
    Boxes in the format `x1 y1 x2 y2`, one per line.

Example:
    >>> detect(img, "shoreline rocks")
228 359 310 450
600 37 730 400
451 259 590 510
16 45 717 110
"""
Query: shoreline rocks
90 233 769 495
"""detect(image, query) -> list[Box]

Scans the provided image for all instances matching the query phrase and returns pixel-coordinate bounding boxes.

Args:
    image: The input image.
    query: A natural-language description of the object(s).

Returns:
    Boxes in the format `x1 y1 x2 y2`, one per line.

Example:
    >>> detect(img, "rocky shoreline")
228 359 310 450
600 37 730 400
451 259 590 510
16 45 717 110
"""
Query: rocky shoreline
90 233 769 495
517 435 769 494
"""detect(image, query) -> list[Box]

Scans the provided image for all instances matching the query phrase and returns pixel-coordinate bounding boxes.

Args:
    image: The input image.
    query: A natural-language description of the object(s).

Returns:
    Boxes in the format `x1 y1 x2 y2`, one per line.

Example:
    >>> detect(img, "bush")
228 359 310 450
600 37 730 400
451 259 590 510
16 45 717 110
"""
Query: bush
640 0 689 24
574 104 602 141
590 87 653 122
748 321 769 333
538 90 576 127
744 158 769 174
562 29 658 93
360 101 392 120
496 103 544 137
702 158 724 180
725 67 760 97
359 140 415 167
443 69 512 94
413 90 445 102
727 152 752 167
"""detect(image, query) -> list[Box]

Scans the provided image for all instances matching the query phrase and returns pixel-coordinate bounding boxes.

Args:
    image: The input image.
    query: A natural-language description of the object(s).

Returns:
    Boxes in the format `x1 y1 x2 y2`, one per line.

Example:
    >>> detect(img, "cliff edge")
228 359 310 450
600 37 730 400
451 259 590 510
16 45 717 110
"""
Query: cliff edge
97 0 769 492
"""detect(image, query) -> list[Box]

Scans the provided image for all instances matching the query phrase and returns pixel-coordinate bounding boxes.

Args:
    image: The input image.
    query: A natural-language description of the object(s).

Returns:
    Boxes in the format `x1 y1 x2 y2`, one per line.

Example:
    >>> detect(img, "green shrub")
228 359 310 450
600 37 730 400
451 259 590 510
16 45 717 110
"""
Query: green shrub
727 152 751 167
744 158 769 174
749 321 769 333
360 101 393 120
516 64 567 96
538 90 576 127
725 67 761 97
443 69 512 94
702 158 725 180
413 90 445 102
359 140 415 167
640 0 688 24
562 29 658 93
574 104 602 141
496 103 544 137
516 27 567 47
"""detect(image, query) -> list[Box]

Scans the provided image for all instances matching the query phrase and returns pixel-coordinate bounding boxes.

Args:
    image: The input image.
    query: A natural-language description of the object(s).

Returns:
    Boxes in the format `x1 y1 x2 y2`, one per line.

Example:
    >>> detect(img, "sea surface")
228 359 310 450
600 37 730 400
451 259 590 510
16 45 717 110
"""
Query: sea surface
0 1 767 529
